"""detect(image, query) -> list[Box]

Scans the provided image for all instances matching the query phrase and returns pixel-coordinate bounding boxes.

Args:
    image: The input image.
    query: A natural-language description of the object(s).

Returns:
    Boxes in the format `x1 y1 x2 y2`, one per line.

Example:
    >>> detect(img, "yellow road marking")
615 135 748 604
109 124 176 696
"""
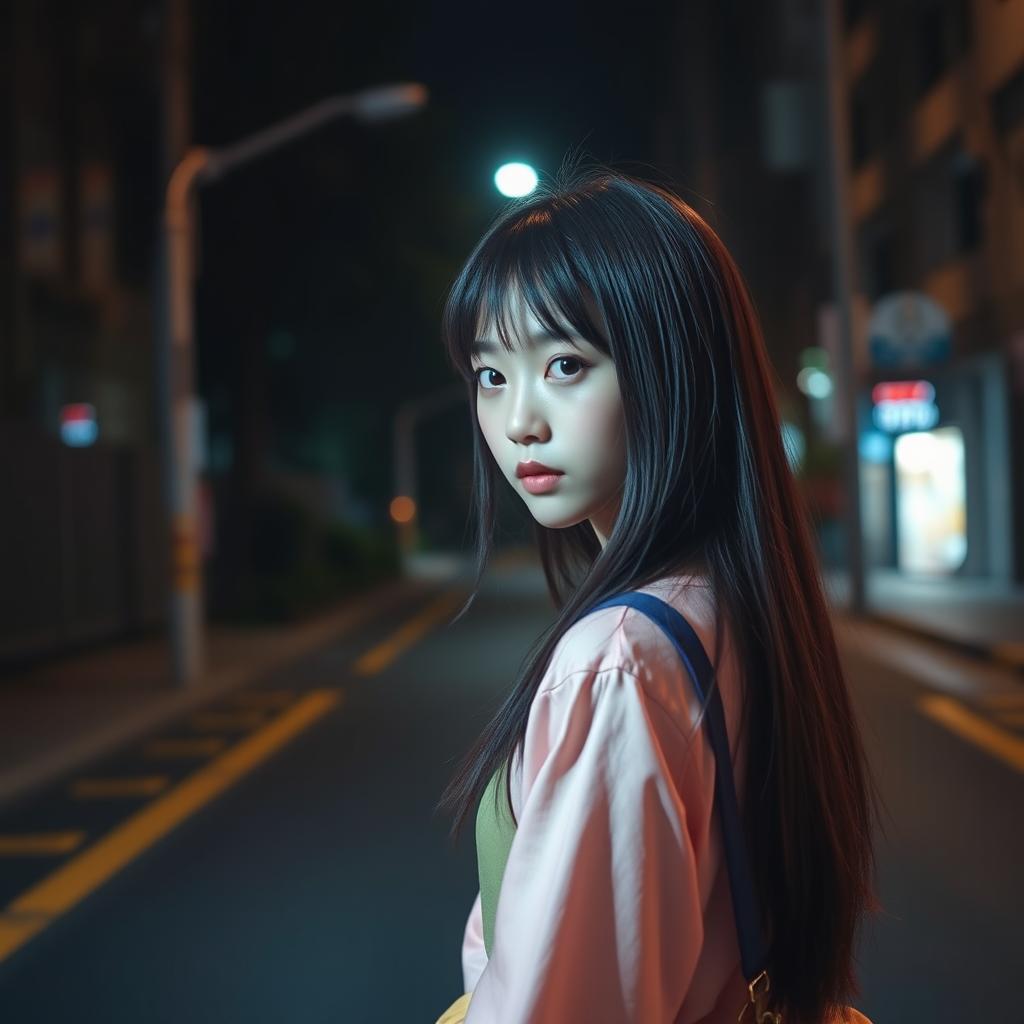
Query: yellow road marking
352 590 466 676
189 710 267 731
70 777 170 799
143 737 228 758
226 690 295 709
0 689 342 964
0 833 87 856
918 695 1024 773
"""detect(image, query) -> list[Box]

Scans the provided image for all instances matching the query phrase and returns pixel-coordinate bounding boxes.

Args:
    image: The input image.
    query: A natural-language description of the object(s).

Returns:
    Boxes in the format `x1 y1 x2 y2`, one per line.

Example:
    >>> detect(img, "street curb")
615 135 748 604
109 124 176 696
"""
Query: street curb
0 571 463 813
857 610 1024 677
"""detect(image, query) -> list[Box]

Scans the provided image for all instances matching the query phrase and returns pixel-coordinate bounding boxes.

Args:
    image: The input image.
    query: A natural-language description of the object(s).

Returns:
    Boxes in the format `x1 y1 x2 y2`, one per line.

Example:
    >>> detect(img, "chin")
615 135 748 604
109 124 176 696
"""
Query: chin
526 505 591 531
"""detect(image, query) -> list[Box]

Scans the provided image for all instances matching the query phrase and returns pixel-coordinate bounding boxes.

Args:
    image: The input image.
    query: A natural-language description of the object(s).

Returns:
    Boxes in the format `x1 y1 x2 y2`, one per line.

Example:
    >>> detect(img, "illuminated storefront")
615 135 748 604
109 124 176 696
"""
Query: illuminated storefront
858 351 1011 579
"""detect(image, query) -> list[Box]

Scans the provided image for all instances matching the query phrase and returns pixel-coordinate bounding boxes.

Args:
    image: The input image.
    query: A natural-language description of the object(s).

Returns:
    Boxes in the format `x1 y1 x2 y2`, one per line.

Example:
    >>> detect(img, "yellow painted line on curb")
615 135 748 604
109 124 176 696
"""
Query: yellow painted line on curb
0 689 343 964
143 737 229 759
189 710 267 731
70 777 171 800
0 833 87 856
918 695 1024 773
352 590 467 676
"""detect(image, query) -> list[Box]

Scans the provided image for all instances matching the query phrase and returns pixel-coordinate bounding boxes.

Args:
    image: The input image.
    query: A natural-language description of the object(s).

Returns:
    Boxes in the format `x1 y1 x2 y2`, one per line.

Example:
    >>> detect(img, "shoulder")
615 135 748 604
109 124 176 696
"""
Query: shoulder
539 579 721 735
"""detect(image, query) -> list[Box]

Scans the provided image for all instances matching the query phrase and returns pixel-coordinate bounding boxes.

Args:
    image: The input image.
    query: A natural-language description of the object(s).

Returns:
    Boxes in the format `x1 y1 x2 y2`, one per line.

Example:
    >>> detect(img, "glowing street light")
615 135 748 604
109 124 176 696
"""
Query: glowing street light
494 162 538 197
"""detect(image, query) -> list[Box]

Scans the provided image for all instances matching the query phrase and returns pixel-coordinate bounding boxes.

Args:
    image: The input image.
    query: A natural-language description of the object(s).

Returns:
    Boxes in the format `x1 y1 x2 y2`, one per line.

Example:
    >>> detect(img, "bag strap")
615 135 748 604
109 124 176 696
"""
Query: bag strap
575 591 770 984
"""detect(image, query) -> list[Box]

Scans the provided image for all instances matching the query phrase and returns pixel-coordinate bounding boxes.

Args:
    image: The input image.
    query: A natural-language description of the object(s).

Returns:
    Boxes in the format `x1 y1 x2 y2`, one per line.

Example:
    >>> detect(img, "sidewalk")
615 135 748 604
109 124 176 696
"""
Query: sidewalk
0 552 475 811
825 567 1024 672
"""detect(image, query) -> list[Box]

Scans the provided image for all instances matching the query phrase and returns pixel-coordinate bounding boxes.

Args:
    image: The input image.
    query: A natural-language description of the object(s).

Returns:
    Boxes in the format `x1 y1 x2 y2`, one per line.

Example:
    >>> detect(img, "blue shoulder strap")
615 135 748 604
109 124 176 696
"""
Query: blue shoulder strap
575 591 769 983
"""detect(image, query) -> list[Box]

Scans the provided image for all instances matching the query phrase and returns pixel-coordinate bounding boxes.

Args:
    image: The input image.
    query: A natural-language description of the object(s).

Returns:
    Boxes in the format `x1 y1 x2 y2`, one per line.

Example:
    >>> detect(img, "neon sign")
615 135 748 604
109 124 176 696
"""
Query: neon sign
871 379 939 433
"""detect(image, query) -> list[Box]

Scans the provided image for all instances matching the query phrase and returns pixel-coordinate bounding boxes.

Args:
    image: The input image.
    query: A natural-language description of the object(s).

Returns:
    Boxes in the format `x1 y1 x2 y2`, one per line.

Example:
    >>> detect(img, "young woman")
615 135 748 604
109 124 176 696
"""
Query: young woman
433 169 884 1023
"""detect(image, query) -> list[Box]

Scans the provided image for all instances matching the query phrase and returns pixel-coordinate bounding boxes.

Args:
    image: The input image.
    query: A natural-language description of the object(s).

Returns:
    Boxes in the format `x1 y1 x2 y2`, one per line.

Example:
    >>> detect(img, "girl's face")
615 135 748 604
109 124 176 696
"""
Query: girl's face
471 286 627 547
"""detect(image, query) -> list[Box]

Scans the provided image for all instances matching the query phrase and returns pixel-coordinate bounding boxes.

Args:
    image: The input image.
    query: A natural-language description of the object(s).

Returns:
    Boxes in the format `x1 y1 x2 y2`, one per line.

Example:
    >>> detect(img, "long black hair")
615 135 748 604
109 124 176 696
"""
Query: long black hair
435 166 885 1022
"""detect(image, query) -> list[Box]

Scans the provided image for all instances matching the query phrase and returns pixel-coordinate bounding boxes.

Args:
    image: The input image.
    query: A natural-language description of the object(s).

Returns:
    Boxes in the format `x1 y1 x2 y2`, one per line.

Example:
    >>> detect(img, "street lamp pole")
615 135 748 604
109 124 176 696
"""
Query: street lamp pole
159 83 428 687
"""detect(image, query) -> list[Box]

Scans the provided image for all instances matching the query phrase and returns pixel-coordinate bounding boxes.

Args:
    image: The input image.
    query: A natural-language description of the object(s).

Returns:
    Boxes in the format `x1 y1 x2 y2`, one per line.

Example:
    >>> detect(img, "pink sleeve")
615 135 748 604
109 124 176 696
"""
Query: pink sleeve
464 666 705 1023
461 890 488 993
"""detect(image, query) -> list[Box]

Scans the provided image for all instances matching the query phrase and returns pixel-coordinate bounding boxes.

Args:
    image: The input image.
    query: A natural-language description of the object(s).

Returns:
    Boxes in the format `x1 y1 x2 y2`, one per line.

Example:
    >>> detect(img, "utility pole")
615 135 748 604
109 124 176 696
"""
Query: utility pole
155 0 199 685
821 0 866 615
158 83 428 687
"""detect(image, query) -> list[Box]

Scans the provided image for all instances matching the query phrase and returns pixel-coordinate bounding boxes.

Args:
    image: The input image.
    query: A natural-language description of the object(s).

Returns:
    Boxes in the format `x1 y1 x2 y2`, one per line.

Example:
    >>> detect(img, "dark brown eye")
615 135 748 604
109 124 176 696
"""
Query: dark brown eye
474 367 504 390
549 357 585 379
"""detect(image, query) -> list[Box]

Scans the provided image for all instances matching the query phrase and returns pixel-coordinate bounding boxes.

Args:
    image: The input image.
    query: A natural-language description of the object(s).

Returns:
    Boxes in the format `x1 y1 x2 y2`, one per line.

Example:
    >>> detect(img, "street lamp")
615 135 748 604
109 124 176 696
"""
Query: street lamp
159 82 428 687
494 161 539 198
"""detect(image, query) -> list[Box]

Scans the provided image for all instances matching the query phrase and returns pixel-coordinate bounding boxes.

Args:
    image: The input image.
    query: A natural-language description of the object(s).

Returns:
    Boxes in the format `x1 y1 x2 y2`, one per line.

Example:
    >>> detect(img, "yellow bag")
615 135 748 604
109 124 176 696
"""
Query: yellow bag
434 989 871 1023
433 991 471 1024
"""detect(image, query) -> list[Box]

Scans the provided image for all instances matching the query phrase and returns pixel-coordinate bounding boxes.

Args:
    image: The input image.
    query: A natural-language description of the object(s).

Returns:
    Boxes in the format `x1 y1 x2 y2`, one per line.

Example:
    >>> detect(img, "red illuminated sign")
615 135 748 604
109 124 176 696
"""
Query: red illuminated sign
872 380 935 404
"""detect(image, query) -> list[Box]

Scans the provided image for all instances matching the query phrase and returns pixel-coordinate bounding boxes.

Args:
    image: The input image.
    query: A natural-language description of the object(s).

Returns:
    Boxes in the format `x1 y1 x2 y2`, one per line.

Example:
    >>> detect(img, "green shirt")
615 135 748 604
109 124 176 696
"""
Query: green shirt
475 759 517 956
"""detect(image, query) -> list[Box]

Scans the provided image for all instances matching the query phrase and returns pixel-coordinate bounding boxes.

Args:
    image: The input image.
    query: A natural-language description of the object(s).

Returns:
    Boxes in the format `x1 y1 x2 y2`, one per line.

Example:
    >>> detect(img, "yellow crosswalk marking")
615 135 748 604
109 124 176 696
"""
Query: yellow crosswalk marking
143 737 227 759
0 833 87 856
70 778 170 799
0 690 342 964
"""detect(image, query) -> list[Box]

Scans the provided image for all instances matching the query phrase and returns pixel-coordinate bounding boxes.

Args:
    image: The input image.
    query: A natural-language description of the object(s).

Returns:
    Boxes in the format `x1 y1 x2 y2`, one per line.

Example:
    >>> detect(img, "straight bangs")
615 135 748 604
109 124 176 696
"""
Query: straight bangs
442 207 614 384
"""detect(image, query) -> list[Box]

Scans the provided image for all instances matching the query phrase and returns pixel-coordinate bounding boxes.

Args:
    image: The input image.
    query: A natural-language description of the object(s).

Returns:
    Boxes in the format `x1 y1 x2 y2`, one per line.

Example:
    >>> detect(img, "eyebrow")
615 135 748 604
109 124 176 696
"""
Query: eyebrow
470 329 576 357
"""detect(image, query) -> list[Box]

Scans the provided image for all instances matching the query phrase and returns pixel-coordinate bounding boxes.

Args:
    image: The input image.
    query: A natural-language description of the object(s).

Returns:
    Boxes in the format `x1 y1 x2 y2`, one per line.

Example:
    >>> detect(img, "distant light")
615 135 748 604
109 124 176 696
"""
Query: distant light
390 495 416 524
60 403 98 447
494 162 538 198
859 430 892 463
797 366 833 399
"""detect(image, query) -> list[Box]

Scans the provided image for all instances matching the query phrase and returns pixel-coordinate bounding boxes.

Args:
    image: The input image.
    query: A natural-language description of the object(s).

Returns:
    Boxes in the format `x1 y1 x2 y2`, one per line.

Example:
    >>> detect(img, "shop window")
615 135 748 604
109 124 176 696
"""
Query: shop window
893 426 967 574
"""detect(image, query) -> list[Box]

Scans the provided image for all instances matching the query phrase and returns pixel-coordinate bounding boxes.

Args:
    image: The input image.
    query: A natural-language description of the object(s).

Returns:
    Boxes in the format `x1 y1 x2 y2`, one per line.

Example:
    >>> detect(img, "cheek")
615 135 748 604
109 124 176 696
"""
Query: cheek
579 395 626 483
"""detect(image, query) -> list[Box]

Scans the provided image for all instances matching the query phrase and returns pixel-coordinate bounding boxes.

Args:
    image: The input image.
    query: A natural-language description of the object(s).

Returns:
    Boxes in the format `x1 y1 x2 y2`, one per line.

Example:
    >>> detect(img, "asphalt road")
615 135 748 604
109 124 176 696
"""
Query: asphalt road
0 561 1020 1022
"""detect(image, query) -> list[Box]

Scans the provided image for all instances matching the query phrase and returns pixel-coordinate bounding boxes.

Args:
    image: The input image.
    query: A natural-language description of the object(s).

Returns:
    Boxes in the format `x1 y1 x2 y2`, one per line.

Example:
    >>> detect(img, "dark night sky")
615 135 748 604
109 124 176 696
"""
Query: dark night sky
195 2 678 177
190 2 683 513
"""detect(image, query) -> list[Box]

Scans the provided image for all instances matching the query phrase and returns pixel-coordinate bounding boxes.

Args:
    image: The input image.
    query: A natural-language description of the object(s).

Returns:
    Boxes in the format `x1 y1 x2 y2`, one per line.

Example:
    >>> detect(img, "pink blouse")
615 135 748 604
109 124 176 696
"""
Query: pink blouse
459 574 753 1023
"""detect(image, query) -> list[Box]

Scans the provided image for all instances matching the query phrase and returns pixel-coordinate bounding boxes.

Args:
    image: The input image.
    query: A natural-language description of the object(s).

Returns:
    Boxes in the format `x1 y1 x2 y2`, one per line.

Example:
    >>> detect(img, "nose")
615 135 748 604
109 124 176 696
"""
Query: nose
504 383 551 447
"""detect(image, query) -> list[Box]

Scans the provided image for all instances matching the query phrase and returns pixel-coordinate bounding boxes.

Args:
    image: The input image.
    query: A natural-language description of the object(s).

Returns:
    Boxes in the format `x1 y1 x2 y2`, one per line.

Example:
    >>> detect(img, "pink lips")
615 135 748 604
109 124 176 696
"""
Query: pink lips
516 460 562 478
520 473 562 495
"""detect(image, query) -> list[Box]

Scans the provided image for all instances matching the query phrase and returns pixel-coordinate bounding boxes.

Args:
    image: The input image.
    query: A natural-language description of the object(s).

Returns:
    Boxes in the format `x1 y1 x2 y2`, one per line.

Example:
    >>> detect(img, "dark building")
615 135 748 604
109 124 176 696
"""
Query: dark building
0 1 167 665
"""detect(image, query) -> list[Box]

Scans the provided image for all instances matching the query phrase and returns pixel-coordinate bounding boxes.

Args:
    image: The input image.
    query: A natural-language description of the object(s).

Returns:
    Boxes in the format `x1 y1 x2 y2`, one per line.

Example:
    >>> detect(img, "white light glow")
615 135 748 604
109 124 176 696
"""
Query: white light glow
494 162 539 198
797 366 833 399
